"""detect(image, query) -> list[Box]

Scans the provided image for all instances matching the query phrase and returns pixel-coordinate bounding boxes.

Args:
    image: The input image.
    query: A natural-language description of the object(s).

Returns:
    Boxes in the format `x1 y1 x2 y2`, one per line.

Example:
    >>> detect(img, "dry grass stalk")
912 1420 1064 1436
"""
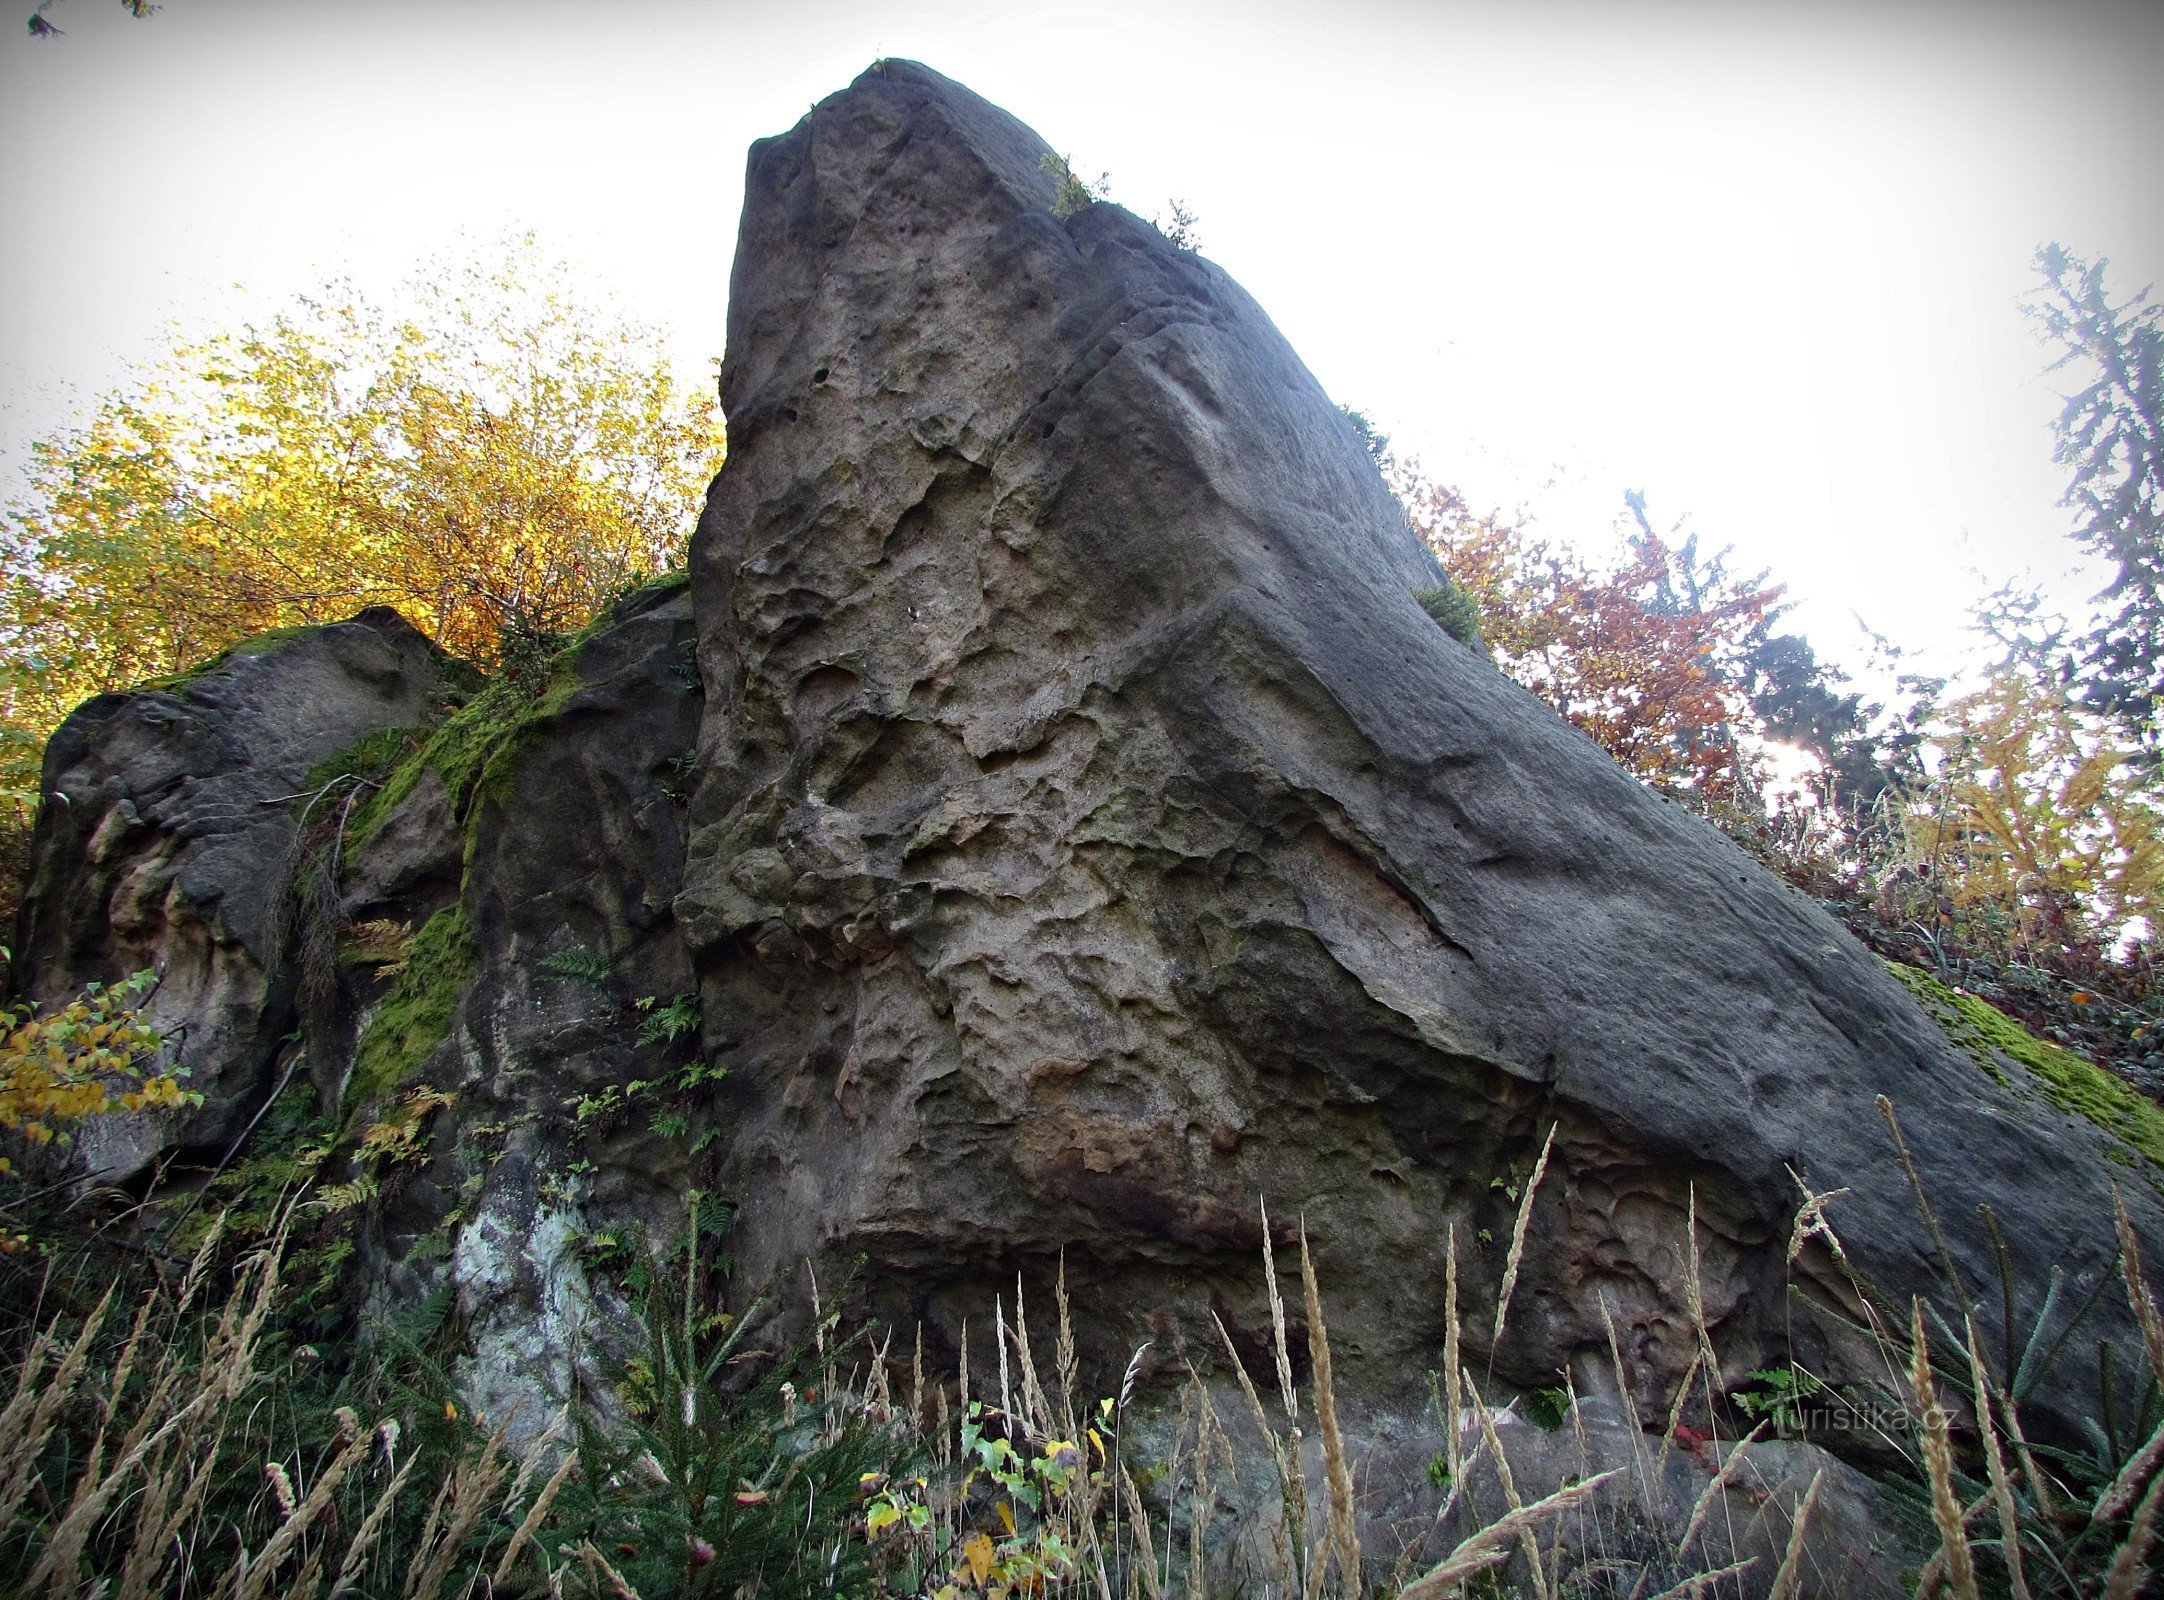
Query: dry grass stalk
499 1409 568 1517
492 1444 582 1586
1910 1299 1979 1600
1599 1297 1658 1522
117 1429 226 1600
1962 1317 2031 1600
1055 1253 1082 1443
0 1322 53 1469
1209 1309 1306 1600
1119 1462 1165 1600
2112 1184 2164 1394
1879 1097 1968 1310
996 1293 1014 1426
1912 1491 1994 1599
1462 1369 1549 1600
1492 1124 1555 1351
175 1210 230 1314
1682 1186 1720 1378
1442 1225 1464 1492
2103 1455 2164 1600
1782 1174 1851 1269
406 1411 514 1600
24 1294 145 1591
571 1539 646 1600
1211 1312 1284 1471
1185 1370 1214 1600
1300 1221 1363 1600
1644 1556 1757 1600
1250 1206 1312 1597
2096 1414 2164 1525
1764 1468 1824 1600
1261 1197 1297 1423
233 1424 374 1600
1993 1387 2057 1525
1655 1347 1704 1485
1396 1468 1619 1600
0 1283 114 1530
1012 1273 1056 1444
325 1445 419 1600
24 1267 269 1600
913 1322 926 1430
1674 1421 1768 1559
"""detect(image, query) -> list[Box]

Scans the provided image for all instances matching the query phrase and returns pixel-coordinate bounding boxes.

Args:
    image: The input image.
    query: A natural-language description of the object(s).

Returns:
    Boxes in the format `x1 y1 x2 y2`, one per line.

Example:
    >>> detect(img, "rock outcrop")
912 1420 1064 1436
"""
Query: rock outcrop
15 608 456 1180
13 58 2164 1598
675 57 2158 1445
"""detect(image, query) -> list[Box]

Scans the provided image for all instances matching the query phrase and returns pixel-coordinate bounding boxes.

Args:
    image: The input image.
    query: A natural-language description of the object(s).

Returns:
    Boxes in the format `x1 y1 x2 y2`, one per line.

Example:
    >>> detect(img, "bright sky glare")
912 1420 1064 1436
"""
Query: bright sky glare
3 0 2159 686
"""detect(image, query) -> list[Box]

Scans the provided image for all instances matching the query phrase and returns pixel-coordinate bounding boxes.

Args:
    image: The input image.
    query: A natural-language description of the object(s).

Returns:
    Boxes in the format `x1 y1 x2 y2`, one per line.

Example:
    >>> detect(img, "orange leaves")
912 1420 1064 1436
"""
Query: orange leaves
1399 465 1784 797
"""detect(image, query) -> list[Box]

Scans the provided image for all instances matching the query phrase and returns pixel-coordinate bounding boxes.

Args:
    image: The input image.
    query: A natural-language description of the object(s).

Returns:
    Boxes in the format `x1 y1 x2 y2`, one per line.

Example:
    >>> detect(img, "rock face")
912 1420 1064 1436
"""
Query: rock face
15 608 455 1180
13 57 2164 1599
384 580 707 1426
678 59 2158 1438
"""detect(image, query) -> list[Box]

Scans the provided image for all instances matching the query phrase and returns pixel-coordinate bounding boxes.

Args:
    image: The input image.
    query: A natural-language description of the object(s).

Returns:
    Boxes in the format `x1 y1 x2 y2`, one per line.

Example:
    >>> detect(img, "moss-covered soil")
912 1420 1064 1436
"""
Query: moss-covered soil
1888 959 2164 1169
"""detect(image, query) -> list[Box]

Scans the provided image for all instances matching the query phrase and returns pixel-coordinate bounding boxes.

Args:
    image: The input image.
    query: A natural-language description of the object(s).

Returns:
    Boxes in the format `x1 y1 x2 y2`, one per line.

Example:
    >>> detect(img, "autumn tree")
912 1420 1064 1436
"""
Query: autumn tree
1398 465 1789 796
1897 661 2163 961
0 237 725 827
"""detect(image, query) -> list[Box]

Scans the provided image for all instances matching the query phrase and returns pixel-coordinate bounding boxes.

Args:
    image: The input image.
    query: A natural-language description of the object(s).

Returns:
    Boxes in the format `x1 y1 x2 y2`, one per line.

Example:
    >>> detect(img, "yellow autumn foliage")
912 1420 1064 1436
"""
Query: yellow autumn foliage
0 969 188 1173
0 234 725 820
1903 664 2164 954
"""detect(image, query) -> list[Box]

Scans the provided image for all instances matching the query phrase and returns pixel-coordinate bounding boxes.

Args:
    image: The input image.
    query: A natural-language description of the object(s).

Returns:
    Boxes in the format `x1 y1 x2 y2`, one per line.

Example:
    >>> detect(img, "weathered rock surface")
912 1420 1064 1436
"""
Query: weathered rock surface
15 608 455 1179
678 59 2159 1447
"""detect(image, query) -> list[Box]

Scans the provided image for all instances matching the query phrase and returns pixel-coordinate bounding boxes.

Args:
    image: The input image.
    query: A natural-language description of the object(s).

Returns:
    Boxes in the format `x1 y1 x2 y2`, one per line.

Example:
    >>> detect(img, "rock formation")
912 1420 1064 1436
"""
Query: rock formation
16 608 457 1179
674 59 2157 1433
14 58 2164 1597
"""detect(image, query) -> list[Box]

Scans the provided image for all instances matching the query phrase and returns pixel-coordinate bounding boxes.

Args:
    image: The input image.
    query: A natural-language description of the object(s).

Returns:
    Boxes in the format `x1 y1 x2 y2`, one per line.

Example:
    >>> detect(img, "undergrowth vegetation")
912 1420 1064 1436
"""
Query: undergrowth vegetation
4 1127 2164 1599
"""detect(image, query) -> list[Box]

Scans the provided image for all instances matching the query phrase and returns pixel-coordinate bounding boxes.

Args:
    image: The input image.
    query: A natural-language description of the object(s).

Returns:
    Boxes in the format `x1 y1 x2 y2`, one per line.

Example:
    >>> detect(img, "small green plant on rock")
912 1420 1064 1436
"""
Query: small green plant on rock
1039 152 1109 220
1415 583 1487 654
636 991 703 1048
541 943 614 992
1734 1364 1823 1434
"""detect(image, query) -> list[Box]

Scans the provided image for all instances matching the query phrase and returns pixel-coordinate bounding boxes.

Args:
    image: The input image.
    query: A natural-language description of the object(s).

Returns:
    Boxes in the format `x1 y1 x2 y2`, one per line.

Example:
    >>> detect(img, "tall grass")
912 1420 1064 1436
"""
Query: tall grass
6 1122 2164 1599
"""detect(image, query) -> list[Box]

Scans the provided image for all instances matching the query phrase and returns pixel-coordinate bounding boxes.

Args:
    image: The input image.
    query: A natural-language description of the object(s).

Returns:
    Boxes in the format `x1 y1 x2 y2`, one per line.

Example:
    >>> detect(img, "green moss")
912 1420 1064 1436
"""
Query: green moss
1887 960 2164 1168
350 653 581 850
585 568 690 637
1413 584 1487 654
349 905 473 1105
302 724 430 794
150 624 322 693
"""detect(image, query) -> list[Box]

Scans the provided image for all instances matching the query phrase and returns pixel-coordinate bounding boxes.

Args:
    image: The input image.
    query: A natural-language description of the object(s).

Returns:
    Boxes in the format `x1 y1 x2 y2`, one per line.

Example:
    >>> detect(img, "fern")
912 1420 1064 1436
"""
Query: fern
540 943 612 991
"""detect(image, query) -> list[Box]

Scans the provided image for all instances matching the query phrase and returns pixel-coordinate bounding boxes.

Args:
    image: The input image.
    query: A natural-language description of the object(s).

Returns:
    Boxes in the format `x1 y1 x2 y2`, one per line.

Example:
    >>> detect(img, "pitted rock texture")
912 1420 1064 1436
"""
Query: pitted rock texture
679 59 2159 1440
14 607 454 1179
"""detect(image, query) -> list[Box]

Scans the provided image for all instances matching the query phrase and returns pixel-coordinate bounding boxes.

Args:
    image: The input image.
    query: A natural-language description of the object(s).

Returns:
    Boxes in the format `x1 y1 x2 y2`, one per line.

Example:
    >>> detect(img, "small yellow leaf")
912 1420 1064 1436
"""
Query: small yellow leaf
962 1531 996 1585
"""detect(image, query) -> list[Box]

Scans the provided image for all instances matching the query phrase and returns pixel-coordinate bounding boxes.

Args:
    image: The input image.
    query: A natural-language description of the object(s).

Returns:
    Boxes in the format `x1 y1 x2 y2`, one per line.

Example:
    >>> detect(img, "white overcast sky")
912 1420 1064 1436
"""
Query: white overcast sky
3 0 2160 684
